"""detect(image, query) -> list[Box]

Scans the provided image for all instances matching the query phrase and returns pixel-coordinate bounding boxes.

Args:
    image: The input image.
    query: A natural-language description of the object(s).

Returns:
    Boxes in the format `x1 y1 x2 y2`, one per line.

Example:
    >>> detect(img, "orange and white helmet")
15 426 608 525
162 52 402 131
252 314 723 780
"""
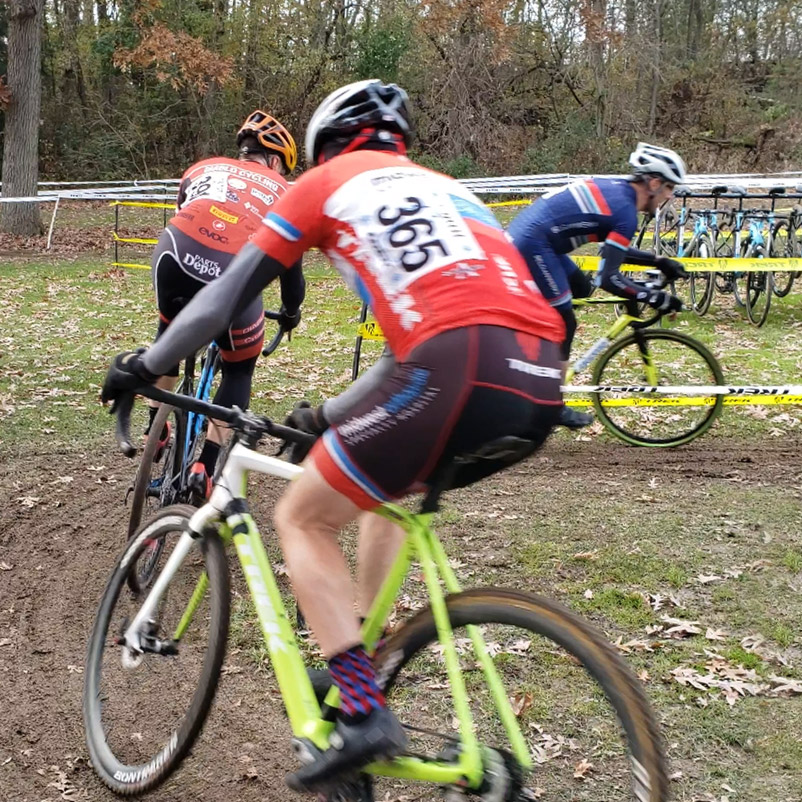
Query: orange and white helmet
237 110 297 172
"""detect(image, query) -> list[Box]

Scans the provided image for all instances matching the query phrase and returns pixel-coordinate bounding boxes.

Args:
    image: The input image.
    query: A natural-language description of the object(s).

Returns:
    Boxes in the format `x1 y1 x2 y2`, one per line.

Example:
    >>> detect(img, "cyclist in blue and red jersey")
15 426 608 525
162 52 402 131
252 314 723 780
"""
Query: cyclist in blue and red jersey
508 143 688 428
102 80 566 788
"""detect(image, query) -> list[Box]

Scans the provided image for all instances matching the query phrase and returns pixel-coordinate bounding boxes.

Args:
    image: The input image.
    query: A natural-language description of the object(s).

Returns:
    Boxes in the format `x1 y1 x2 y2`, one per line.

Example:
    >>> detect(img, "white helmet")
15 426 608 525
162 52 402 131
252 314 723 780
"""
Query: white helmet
304 79 412 165
628 142 686 185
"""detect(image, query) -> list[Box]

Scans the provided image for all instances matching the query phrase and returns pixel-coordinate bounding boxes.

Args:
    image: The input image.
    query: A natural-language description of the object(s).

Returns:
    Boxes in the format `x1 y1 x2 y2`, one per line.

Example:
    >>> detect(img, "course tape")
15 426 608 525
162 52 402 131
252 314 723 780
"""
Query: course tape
563 385 802 407
565 395 802 408
566 384 802 395
111 261 151 270
112 233 159 245
572 255 802 272
110 201 174 209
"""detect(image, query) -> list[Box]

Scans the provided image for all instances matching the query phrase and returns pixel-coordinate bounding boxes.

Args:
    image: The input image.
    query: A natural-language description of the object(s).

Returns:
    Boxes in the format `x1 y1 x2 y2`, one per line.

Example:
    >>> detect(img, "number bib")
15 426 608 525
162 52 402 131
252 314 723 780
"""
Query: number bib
182 171 229 207
324 168 486 296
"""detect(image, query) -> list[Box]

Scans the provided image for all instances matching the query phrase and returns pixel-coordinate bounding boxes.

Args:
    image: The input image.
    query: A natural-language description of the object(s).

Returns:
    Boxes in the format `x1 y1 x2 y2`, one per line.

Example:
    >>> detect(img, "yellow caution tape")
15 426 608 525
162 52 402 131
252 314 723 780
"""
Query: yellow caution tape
356 321 385 341
486 200 532 208
572 255 802 272
110 262 151 270
112 233 159 245
109 201 174 209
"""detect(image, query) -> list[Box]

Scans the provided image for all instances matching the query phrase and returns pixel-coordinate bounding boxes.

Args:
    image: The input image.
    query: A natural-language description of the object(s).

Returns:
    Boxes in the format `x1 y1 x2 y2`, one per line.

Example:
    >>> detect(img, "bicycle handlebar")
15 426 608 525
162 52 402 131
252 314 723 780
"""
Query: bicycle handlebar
112 384 316 458
262 310 287 357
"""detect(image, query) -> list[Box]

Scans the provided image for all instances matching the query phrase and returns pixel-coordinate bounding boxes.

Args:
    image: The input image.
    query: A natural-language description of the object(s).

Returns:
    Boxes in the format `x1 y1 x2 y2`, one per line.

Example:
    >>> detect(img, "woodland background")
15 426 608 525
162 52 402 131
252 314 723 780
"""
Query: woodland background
3 0 802 183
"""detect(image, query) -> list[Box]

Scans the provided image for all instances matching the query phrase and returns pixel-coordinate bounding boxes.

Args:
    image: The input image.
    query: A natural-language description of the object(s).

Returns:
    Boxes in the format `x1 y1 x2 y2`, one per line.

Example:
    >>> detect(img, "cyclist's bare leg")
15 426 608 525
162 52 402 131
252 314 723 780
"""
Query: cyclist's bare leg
206 419 227 446
147 374 178 408
356 513 405 616
274 463 364 657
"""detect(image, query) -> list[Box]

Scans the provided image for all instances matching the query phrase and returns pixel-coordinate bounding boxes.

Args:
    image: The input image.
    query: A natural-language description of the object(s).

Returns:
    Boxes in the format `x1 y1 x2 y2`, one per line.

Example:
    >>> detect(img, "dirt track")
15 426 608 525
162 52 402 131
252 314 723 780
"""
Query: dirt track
0 434 800 801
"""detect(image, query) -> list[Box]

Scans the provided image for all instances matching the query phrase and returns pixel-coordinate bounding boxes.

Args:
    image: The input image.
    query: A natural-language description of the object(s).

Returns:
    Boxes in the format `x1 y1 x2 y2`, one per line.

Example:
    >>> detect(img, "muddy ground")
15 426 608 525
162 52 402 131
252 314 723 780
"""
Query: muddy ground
1 434 800 802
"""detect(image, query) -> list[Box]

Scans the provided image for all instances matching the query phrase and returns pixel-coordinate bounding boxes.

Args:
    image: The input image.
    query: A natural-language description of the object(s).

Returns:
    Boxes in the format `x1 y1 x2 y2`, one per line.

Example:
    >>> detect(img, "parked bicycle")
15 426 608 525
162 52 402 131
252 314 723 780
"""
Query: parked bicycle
83 387 669 801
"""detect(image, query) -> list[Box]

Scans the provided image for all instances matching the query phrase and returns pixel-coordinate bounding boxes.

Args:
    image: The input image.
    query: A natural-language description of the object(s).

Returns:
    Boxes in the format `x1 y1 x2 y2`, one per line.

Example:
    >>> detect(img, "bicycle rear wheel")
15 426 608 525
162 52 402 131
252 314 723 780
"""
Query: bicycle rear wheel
591 330 724 446
770 221 796 297
689 236 714 315
378 588 668 801
84 505 230 795
743 246 772 327
128 403 185 540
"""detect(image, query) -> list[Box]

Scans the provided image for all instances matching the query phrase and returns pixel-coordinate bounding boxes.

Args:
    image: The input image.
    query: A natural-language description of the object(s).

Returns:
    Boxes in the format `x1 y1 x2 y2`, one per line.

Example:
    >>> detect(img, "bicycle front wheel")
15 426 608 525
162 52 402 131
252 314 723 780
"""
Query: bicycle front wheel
84 505 230 795
591 330 724 446
378 588 668 801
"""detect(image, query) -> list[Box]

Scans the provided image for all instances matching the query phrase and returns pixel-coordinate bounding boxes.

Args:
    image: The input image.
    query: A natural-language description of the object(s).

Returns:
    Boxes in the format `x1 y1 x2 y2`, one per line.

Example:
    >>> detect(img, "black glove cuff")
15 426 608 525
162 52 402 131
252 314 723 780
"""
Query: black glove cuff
132 352 159 384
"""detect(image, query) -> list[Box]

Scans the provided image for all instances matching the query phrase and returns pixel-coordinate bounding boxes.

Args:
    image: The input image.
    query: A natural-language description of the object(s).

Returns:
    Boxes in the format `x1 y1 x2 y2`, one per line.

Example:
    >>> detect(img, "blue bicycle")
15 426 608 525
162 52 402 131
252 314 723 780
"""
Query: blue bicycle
126 311 287 547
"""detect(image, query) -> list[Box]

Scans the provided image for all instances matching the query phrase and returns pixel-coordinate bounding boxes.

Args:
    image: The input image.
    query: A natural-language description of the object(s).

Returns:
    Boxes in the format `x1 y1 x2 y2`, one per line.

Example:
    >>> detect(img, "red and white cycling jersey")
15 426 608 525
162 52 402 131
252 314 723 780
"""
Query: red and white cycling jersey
170 157 289 256
251 151 564 359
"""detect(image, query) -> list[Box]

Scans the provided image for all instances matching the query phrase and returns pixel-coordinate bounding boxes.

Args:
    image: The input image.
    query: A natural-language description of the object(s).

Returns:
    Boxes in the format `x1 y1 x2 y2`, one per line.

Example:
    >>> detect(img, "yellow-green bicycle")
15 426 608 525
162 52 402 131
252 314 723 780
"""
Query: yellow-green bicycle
566 273 725 447
83 387 669 800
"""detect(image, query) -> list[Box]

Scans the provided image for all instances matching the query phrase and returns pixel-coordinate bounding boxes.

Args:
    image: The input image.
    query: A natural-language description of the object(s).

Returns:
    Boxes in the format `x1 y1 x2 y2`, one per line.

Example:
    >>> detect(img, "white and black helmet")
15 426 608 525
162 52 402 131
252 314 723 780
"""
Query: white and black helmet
628 142 687 185
305 79 412 165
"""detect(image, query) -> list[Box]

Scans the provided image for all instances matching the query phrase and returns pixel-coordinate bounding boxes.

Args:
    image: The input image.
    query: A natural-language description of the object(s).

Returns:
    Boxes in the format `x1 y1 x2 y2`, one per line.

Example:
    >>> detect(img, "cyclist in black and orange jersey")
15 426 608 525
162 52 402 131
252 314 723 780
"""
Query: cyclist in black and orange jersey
102 80 564 787
147 110 305 497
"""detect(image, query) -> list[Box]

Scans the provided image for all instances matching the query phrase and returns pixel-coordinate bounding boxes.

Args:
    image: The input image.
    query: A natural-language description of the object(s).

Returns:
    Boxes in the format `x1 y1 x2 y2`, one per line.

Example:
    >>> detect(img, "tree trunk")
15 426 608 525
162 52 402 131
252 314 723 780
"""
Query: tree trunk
648 0 662 135
1 0 44 236
60 0 87 107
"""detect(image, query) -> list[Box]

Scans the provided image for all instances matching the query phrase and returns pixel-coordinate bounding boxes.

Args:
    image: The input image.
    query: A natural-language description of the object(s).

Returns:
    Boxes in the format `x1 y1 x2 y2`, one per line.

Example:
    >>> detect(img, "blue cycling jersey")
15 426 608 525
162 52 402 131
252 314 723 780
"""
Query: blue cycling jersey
511 178 637 253
509 177 656 304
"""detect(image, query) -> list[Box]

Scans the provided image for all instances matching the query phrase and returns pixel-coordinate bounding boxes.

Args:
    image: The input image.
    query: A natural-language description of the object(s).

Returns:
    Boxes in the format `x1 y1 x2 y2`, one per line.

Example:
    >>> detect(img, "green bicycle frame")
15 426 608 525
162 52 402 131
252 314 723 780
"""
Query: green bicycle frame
566 298 658 386
133 442 533 789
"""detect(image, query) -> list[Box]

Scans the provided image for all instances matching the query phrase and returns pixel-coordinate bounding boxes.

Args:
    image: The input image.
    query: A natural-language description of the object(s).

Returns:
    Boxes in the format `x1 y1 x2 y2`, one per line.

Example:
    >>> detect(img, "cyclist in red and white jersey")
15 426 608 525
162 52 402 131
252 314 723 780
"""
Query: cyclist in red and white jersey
148 111 305 495
102 80 565 787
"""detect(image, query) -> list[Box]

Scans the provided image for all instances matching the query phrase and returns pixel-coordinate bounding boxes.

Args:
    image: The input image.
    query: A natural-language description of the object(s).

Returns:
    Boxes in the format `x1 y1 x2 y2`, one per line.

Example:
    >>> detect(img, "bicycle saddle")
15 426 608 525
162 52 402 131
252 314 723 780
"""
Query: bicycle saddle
711 185 728 196
728 184 747 196
768 185 786 196
795 183 802 193
455 436 539 465
674 186 692 197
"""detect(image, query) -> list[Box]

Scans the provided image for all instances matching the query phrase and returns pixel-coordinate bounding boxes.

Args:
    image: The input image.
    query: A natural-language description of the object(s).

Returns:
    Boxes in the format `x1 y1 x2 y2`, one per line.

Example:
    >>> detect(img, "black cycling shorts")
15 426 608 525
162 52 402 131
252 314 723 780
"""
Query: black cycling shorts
310 325 563 510
152 225 265 366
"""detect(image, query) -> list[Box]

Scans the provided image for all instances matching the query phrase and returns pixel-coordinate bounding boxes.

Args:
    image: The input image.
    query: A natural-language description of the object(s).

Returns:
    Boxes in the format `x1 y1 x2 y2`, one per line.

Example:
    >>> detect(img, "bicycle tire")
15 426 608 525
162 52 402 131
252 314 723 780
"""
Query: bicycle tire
84 505 230 795
127 403 185 541
689 235 714 315
378 588 668 801
770 221 795 297
744 245 772 327
591 329 724 447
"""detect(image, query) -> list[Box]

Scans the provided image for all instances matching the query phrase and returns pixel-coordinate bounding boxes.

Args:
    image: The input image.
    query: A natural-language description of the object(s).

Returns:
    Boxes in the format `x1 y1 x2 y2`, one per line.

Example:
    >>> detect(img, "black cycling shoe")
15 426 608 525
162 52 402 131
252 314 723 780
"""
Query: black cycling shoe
286 706 407 793
558 405 594 429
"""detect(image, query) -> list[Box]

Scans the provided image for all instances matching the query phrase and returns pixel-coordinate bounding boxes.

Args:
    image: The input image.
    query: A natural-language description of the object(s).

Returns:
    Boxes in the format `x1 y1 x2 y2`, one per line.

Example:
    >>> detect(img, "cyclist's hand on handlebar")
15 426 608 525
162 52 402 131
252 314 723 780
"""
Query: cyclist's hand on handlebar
101 348 157 410
278 305 301 333
646 290 683 314
655 256 688 282
280 400 329 463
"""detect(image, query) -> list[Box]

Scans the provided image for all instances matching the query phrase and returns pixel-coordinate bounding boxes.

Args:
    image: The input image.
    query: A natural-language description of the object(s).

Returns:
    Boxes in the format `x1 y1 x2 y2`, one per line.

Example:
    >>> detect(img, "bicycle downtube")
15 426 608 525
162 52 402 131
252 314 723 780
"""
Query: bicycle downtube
230 507 331 748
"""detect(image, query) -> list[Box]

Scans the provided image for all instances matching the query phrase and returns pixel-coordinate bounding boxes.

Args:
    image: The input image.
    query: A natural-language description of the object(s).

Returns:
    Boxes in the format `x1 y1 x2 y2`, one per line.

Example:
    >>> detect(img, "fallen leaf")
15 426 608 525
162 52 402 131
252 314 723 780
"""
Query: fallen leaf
573 758 594 779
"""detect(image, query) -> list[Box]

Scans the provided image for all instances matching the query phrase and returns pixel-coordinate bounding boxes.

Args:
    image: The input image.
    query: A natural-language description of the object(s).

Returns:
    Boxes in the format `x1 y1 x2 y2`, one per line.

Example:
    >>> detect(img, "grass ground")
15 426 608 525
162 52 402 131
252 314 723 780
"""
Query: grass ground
1 251 800 451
